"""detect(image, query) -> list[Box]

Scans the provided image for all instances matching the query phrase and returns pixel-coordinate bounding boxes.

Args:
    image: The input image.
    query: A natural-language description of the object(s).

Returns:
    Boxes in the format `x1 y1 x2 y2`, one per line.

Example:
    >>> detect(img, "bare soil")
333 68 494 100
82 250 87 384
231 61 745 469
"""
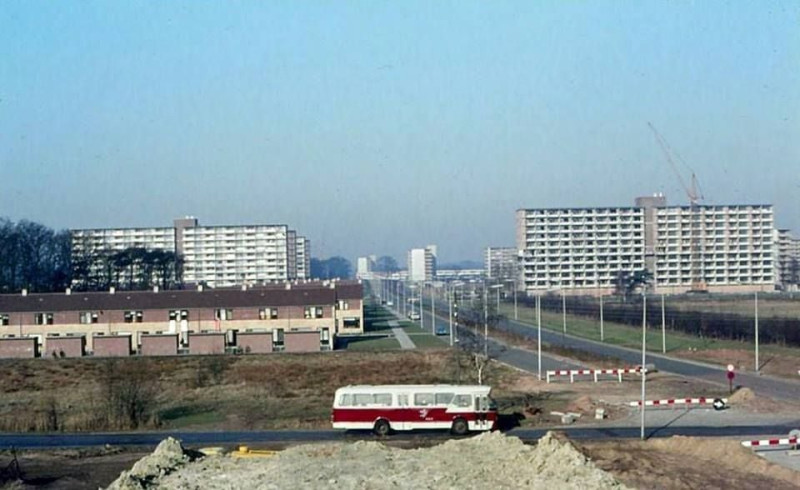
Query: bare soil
579 436 800 490
0 447 147 490
673 347 800 380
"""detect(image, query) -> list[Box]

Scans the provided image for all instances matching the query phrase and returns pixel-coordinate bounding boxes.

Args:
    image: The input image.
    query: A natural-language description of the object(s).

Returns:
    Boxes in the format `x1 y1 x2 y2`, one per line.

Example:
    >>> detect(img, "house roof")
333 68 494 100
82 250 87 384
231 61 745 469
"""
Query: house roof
0 281 362 313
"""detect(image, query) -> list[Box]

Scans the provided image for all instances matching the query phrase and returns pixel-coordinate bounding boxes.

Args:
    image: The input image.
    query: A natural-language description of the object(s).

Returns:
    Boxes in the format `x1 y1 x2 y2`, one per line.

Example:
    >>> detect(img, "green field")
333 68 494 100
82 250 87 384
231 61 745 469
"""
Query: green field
496 302 800 359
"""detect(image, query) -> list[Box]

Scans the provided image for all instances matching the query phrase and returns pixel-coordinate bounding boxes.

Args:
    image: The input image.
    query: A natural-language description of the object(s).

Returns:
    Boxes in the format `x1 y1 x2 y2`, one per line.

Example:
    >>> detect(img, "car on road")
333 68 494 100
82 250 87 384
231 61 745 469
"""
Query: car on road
408 312 420 321
435 325 449 336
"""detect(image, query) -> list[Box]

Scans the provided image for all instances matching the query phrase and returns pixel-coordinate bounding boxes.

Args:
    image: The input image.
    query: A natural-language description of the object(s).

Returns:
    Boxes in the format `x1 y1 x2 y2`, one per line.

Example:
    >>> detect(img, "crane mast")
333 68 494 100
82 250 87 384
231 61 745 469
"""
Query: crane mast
647 123 707 293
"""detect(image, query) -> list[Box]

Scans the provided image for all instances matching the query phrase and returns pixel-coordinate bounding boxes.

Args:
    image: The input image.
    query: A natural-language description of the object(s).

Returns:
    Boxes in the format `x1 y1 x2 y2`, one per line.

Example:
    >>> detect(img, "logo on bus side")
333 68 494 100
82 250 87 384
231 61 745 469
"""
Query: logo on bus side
418 409 429 418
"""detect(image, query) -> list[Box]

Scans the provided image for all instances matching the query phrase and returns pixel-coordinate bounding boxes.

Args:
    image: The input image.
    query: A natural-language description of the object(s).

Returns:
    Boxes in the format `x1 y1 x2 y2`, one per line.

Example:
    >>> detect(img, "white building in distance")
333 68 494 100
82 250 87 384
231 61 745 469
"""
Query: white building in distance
516 196 777 295
407 245 437 282
484 247 519 281
71 217 310 288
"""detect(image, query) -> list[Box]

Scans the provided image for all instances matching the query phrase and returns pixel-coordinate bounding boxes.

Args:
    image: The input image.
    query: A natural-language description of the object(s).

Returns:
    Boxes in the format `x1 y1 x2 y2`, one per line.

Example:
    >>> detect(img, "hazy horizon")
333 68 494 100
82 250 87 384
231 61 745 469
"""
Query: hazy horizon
2 1 798 264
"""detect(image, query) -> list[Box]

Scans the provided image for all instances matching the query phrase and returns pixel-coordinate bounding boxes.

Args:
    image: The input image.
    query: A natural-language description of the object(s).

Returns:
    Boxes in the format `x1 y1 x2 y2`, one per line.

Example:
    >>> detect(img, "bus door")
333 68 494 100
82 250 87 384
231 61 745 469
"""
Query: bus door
394 393 410 430
474 395 491 430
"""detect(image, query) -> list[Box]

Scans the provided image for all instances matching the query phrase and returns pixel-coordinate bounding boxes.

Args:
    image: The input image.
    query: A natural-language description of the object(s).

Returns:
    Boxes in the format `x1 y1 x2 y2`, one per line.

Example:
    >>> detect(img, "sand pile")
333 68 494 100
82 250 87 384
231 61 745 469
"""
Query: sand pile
106 437 200 490
729 387 755 404
107 432 627 489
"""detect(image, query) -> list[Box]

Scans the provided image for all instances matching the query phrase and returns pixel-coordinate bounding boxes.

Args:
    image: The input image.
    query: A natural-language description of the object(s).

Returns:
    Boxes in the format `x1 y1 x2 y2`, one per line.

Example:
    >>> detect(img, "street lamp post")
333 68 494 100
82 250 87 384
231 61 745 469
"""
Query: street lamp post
513 279 518 321
755 291 759 374
537 294 542 380
640 293 647 441
430 283 436 335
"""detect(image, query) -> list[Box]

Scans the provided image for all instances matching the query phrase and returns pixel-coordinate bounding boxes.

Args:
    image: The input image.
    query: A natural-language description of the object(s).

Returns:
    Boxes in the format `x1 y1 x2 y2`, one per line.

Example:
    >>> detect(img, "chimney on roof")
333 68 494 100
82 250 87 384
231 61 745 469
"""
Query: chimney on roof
285 282 291 290
197 284 204 292
21 288 28 297
241 284 248 291
65 288 71 295
153 285 159 293
109 286 115 295
329 282 336 290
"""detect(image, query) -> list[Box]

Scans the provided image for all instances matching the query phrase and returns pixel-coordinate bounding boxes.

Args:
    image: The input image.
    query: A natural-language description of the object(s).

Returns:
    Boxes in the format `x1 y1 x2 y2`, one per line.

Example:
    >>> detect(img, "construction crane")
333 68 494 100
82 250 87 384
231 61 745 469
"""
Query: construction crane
647 122 707 293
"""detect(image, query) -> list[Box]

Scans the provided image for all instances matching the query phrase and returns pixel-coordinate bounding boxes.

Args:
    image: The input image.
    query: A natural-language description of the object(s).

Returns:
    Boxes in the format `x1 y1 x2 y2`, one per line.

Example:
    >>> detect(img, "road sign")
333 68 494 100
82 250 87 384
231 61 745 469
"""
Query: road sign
727 370 735 394
727 364 735 372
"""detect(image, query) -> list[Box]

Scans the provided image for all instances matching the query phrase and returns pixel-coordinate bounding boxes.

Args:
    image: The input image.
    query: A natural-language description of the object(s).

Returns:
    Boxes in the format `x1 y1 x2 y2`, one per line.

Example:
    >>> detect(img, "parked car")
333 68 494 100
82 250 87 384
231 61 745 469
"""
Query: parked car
408 312 421 321
435 325 449 336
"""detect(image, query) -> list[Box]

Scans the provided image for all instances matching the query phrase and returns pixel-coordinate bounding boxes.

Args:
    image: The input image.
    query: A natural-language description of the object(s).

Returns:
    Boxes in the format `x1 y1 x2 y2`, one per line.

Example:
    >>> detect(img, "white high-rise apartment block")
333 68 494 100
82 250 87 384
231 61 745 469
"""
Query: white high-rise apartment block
296 236 311 280
407 245 437 282
485 247 519 281
71 217 310 287
516 197 777 295
777 229 800 289
356 256 375 279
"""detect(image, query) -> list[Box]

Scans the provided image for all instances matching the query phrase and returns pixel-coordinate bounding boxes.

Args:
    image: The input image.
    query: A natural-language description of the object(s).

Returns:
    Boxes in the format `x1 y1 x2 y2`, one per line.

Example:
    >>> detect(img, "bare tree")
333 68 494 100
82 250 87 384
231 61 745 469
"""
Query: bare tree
100 360 160 429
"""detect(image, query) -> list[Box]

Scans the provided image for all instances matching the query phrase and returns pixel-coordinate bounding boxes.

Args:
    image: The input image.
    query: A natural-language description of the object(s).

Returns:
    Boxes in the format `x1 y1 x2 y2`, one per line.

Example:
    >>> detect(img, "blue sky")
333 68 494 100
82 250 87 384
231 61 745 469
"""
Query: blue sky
1 1 798 263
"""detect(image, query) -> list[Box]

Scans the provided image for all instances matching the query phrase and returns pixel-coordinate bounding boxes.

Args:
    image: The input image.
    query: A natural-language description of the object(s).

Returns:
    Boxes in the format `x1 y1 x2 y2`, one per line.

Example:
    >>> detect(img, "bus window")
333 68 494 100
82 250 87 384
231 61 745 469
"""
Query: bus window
373 393 392 406
397 394 409 407
414 393 434 406
453 394 472 407
435 393 455 406
339 394 353 406
354 394 373 406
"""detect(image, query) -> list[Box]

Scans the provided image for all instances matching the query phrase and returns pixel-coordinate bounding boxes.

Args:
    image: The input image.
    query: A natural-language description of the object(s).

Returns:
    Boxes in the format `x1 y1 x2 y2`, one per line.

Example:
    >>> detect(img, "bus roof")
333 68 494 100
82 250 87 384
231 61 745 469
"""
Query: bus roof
334 384 492 394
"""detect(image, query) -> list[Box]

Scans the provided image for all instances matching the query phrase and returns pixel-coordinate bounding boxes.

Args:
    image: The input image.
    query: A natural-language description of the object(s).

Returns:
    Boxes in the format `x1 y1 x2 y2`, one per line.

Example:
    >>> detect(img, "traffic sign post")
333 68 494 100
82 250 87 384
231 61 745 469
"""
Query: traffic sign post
727 364 735 394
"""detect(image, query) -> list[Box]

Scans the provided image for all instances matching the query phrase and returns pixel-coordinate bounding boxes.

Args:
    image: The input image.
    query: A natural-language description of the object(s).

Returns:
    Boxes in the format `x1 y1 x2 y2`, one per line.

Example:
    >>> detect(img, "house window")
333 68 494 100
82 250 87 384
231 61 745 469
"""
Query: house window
169 310 189 321
343 317 360 329
79 311 99 324
124 311 143 323
0 314 8 326
215 308 234 321
272 328 285 346
259 308 278 320
320 327 330 343
34 313 54 325
304 306 323 319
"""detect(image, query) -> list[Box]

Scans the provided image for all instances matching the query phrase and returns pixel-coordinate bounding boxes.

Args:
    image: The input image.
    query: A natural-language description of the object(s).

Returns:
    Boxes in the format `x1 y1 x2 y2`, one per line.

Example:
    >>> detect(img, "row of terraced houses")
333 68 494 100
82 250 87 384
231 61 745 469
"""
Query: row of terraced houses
0 281 363 359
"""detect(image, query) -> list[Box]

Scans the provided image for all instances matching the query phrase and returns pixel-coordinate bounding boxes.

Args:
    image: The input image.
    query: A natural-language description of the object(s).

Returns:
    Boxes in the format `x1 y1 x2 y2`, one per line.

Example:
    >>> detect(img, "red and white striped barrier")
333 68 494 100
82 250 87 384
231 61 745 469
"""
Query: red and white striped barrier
629 397 727 409
546 367 644 383
741 436 798 448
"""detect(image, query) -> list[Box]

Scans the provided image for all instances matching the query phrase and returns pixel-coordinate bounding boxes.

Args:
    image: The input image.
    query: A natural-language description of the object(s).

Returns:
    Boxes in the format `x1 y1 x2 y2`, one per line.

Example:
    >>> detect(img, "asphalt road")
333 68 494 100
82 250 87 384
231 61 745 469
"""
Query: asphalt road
411 298 800 402
495 315 800 401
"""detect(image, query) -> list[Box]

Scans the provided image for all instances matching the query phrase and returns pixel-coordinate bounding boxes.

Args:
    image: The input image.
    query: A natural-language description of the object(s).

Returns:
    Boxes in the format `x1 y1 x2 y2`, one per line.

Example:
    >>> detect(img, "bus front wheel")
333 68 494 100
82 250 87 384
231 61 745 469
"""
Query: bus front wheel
451 418 469 436
373 419 391 436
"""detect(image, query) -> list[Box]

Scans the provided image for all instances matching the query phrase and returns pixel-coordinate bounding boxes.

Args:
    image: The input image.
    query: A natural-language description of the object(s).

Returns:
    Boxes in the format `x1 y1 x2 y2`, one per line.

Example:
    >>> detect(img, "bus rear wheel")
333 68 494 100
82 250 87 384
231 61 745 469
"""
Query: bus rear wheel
451 418 469 436
373 419 391 436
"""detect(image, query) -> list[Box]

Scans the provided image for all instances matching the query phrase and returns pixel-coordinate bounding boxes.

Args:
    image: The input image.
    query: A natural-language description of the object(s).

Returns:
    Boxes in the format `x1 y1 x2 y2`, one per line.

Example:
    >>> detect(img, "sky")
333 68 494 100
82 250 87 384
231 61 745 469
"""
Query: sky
1 1 798 264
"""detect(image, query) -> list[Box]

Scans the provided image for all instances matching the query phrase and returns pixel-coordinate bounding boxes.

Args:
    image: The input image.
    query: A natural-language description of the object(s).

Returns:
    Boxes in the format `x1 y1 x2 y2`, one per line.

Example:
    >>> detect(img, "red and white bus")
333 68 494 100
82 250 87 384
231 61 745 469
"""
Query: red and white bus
331 384 498 436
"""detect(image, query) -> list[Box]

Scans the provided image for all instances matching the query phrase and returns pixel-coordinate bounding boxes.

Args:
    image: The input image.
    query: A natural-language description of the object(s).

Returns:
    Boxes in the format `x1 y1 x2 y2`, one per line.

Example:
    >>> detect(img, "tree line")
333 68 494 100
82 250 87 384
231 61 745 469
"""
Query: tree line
0 218 184 294
0 219 72 294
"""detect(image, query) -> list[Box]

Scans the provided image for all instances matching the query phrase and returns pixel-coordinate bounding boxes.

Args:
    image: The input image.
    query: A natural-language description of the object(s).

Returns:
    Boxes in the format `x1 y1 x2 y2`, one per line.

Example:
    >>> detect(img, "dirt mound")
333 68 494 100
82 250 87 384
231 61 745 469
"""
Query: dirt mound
566 395 595 414
729 387 755 403
136 432 628 489
650 436 800 487
106 437 201 489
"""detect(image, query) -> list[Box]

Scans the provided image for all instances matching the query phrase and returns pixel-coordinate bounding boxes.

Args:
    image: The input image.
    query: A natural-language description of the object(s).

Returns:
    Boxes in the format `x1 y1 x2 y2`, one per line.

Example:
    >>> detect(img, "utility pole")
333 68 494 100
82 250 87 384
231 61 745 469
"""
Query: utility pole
755 291 759 374
562 290 566 336
600 294 604 342
537 295 542 380
661 294 666 354
640 294 647 441
513 279 518 321
483 285 489 357
431 284 435 335
449 287 454 346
